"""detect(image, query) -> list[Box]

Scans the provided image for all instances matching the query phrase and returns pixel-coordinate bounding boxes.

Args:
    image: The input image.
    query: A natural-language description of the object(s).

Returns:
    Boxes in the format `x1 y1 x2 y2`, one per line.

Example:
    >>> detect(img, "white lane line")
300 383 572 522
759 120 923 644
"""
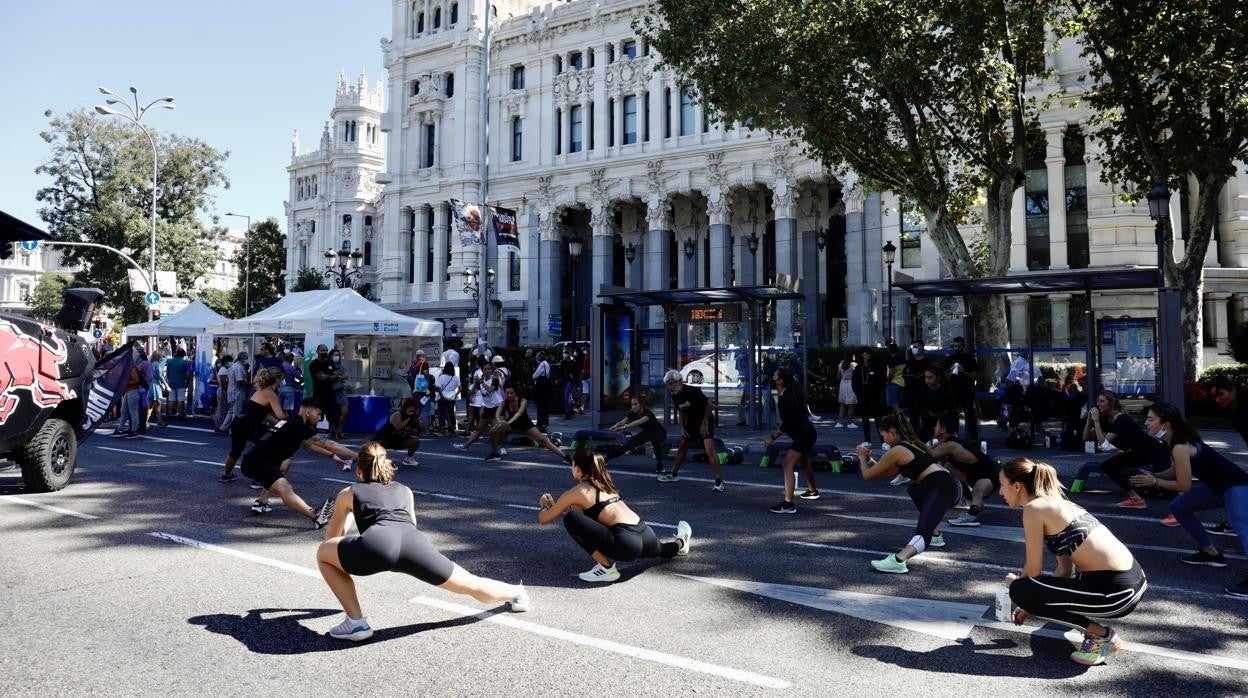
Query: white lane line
193 460 220 466
137 434 208 446
408 595 791 689
163 424 218 434
785 541 1239 601
0 497 98 520
505 503 541 511
94 446 167 458
149 532 319 578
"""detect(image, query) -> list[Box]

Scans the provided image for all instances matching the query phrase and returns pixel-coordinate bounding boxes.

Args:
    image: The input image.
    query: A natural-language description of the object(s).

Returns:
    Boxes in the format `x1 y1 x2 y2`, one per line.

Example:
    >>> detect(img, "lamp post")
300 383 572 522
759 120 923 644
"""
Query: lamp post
747 232 759 285
568 232 583 341
1147 184 1184 410
461 266 496 317
223 213 251 315
95 86 175 320
815 228 827 342
323 244 364 288
882 240 897 344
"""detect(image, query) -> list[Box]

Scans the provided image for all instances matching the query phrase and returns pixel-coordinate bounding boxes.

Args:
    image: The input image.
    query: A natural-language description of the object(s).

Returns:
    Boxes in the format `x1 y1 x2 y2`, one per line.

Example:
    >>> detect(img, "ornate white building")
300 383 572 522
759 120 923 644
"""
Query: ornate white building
286 0 1248 369
0 245 66 315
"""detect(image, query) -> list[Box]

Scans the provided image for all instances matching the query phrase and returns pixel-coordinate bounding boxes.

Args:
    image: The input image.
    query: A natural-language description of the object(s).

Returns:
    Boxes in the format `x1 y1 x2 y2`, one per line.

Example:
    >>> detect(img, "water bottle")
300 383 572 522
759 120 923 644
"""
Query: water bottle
994 586 1013 623
980 440 988 454
1084 440 1096 454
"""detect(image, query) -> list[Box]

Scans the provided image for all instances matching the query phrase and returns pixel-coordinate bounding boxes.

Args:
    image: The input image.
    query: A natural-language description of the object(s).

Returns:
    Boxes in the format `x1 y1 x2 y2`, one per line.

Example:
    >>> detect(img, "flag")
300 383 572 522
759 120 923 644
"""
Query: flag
491 206 519 255
450 199 484 248
77 343 143 442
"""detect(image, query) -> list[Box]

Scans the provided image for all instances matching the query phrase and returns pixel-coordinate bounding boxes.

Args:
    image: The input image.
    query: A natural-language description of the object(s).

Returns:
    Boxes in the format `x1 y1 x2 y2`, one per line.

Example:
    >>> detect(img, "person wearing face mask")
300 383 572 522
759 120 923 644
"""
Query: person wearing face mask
330 350 350 439
372 397 422 466
1131 402 1248 597
902 341 932 431
310 345 341 438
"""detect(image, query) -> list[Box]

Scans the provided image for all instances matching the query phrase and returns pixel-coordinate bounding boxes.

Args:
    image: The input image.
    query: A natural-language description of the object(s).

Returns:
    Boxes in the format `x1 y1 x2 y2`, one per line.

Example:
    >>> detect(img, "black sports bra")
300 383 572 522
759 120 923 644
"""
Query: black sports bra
583 487 620 521
1044 510 1101 556
893 442 936 480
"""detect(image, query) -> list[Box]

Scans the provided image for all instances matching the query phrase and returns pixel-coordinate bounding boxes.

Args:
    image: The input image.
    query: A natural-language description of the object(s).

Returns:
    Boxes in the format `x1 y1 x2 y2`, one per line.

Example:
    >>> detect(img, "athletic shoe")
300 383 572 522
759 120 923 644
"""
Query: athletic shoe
328 615 374 642
509 585 531 613
798 489 821 500
1070 628 1120 665
1226 577 1248 599
453 443 468 451
832 422 844 429
675 520 693 556
250 500 272 514
769 500 797 514
498 448 508 457
890 475 912 486
1206 522 1237 537
870 554 909 574
340 461 354 472
711 481 726 493
218 473 239 483
949 512 980 527
402 456 419 466
929 533 946 548
484 451 503 462
578 563 620 583
1115 496 1147 509
109 430 127 437
248 480 262 489
313 497 335 529
123 431 140 440
657 473 680 483
1159 514 1179 527
1181 550 1228 567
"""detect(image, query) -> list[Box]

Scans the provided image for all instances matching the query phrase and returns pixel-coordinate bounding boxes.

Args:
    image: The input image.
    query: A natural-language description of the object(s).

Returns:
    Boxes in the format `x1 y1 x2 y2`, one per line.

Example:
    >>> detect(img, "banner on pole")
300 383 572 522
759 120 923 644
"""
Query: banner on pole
491 205 519 254
449 199 484 248
77 343 144 442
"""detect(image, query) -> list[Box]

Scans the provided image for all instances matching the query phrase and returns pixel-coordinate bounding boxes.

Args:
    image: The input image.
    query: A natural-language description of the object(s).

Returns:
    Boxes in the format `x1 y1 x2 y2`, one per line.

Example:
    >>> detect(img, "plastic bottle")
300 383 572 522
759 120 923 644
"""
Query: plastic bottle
994 586 1013 623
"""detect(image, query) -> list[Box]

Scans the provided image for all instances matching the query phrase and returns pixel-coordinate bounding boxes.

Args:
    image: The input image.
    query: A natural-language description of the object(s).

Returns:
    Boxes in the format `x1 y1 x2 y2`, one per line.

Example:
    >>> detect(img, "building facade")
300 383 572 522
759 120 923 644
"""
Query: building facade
286 0 1248 368
0 245 64 315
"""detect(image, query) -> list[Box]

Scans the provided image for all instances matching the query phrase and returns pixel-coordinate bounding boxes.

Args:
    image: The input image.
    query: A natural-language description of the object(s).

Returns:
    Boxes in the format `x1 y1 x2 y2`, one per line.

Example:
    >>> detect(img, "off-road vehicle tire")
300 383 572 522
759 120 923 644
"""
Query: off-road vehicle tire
18 418 77 492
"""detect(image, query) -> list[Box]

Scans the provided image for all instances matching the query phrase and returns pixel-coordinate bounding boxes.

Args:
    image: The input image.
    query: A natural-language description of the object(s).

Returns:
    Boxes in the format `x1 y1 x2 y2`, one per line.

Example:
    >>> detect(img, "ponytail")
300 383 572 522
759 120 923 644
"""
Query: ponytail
573 449 619 495
357 442 395 484
1001 457 1064 499
877 410 928 454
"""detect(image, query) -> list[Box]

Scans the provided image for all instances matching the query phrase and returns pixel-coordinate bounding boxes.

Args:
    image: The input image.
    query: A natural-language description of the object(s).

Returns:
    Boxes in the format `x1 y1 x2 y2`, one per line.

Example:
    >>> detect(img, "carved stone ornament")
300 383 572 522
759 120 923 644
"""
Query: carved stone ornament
589 168 608 202
706 151 726 189
340 168 358 191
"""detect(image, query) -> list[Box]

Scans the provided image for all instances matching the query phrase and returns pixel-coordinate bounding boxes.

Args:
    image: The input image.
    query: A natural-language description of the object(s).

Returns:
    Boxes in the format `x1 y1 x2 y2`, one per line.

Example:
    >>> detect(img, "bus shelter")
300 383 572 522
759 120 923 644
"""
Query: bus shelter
589 282 804 430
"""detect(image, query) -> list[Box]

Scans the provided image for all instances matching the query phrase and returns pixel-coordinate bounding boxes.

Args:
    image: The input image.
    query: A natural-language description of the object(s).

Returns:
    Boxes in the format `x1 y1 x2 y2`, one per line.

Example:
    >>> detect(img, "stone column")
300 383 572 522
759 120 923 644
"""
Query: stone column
645 203 671 328
1010 187 1027 272
707 187 730 287
843 188 871 345
432 202 450 300
1045 126 1068 270
592 47 607 154
414 206 431 300
1008 295 1029 347
1207 292 1233 356
800 225 821 345
590 203 616 301
1049 293 1072 348
536 218 564 345
560 106 571 155
648 71 664 145
773 185 798 346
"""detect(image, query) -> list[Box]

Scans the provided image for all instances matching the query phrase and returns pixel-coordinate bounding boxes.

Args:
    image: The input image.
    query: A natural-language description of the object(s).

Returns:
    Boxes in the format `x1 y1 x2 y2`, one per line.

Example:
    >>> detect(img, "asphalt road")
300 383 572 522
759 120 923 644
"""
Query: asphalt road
2 419 1246 696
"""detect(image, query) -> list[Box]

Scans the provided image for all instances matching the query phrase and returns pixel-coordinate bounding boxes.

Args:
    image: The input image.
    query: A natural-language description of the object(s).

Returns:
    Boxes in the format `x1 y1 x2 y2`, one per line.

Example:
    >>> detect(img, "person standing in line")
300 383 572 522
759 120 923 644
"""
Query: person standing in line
1080 390 1167 509
885 343 906 411
930 414 998 527
605 397 669 474
1000 457 1147 665
852 348 881 446
411 366 432 436
902 340 932 431
855 413 958 574
538 450 692 584
485 387 568 462
309 345 340 438
221 351 251 431
279 352 302 415
1131 402 1248 596
462 358 486 434
330 349 350 438
580 346 591 408
492 354 511 391
657 370 726 491
763 368 821 514
531 351 553 432
434 362 461 434
147 350 169 428
405 349 429 395
946 336 980 444
213 355 233 431
253 343 283 381
164 348 191 420
835 358 859 429
112 346 150 439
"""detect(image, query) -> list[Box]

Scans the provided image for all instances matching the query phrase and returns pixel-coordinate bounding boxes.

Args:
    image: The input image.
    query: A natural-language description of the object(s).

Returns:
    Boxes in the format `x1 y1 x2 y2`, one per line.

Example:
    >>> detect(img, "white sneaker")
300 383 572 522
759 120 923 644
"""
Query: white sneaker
508 584 530 613
675 520 693 557
889 474 912 486
578 563 620 583
328 615 373 641
498 447 508 457
453 443 468 451
948 512 981 527
402 456 418 466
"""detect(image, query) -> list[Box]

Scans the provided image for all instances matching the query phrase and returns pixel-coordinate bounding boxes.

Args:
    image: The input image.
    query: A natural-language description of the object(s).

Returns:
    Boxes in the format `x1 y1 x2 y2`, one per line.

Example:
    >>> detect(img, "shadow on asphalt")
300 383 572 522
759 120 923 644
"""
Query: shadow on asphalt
853 634 1089 678
187 607 487 653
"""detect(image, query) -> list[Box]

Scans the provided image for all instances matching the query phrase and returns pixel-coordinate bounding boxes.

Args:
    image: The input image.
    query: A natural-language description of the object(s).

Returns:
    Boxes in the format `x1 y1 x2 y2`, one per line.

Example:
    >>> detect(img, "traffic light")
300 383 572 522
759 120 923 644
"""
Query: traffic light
0 242 13 260
152 309 161 320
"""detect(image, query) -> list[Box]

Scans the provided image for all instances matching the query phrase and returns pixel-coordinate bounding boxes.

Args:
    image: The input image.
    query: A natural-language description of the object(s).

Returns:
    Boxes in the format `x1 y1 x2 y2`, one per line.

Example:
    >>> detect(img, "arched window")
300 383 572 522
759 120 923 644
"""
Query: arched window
411 3 420 35
417 11 425 33
444 72 454 98
311 176 317 197
450 2 458 24
433 7 441 29
298 179 304 200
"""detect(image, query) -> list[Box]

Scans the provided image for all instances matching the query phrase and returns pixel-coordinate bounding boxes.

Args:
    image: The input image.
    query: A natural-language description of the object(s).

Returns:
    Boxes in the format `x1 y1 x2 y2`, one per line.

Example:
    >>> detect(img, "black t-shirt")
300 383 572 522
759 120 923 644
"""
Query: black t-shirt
309 358 336 395
1101 412 1160 455
904 355 932 390
777 390 814 437
672 385 711 426
945 350 978 393
351 481 415 533
247 417 317 463
633 408 666 438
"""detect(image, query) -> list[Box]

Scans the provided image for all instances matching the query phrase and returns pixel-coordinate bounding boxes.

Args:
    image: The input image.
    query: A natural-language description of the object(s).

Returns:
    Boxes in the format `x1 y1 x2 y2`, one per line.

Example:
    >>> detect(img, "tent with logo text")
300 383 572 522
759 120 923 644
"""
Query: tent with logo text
204 288 441 341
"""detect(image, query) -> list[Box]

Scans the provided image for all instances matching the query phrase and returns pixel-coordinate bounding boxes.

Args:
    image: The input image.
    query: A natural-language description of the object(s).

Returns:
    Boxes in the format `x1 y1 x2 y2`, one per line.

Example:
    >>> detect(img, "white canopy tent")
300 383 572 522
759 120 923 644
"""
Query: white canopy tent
124 300 229 338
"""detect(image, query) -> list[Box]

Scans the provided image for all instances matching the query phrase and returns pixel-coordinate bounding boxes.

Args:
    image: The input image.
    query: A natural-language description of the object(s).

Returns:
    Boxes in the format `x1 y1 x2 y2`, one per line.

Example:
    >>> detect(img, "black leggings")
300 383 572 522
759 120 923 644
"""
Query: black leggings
1009 560 1147 630
563 509 678 562
1101 451 1163 494
906 470 960 552
337 523 455 586
608 430 667 467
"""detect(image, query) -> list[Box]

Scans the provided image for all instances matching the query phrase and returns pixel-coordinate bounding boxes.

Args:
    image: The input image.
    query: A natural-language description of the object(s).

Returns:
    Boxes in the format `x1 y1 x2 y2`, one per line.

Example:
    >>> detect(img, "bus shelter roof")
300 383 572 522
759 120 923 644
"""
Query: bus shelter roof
893 266 1160 298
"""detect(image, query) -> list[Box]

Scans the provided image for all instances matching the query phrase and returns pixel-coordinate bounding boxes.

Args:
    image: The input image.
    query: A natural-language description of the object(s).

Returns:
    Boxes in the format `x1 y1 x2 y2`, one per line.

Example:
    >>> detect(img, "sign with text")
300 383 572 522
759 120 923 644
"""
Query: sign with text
675 304 741 324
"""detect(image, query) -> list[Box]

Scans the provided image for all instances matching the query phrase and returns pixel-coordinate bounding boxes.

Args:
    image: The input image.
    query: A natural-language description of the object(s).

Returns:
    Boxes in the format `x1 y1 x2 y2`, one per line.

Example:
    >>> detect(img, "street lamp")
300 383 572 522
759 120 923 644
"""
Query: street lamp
814 228 827 340
882 240 897 344
1147 184 1183 408
568 232 583 341
462 266 496 306
625 243 637 264
683 237 696 260
95 86 175 320
323 244 364 288
223 212 251 315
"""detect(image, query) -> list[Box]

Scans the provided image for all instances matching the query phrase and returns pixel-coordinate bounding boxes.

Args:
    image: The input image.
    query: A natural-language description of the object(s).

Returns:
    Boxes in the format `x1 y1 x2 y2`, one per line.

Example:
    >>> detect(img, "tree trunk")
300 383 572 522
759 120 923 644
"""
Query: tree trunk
1178 262 1205 382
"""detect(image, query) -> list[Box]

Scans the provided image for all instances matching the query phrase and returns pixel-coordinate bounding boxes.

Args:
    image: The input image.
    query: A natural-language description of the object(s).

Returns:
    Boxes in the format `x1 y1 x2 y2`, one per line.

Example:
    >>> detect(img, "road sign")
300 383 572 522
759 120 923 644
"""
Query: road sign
92 328 103 340
20 240 38 251
144 291 162 307
158 297 190 315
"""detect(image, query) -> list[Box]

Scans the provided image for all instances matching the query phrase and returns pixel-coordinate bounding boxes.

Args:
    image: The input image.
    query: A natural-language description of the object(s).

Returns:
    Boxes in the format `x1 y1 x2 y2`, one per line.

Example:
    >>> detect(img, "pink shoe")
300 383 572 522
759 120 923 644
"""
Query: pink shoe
1159 514 1179 526
1115 496 1147 509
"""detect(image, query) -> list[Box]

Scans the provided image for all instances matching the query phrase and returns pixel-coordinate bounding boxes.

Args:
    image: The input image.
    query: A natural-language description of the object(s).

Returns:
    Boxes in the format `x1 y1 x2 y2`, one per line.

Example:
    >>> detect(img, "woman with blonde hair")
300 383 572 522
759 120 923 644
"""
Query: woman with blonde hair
1001 457 1146 665
855 411 959 573
538 450 692 583
220 367 286 484
317 442 530 642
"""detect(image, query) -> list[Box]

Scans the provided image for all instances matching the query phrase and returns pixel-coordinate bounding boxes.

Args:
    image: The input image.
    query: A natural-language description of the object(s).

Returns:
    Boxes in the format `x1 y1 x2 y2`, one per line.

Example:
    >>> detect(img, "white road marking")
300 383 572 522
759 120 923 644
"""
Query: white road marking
137 434 208 445
828 514 1246 560
163 424 218 434
149 532 319 578
682 575 1248 673
94 446 167 458
408 595 791 689
504 503 541 511
0 496 98 520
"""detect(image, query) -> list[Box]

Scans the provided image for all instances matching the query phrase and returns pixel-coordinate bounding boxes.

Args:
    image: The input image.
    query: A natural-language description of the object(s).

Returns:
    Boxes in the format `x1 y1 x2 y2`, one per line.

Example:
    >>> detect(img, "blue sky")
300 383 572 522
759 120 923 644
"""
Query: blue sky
0 1 389 233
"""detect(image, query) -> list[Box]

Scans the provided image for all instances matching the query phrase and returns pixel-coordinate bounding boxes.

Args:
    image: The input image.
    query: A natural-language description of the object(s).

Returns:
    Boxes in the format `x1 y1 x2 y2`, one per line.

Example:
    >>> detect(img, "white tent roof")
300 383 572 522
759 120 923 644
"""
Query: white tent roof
205 288 442 337
124 300 230 337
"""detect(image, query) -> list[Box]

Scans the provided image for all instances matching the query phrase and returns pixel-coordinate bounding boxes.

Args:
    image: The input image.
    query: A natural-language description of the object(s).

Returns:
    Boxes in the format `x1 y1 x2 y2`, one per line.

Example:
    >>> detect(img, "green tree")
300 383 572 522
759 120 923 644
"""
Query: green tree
190 287 235 318
639 0 1056 349
1059 1 1248 380
34 109 229 324
229 217 286 316
26 271 74 322
291 266 329 291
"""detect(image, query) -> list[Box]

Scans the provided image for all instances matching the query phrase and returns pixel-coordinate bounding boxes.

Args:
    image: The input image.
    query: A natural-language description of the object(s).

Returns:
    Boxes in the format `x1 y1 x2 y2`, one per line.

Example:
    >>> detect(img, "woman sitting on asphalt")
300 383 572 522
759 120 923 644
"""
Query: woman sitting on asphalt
762 368 820 515
484 387 567 462
372 398 422 467
1081 390 1167 509
316 442 529 642
1000 457 1147 665
1130 402 1248 598
537 450 692 583
855 412 958 574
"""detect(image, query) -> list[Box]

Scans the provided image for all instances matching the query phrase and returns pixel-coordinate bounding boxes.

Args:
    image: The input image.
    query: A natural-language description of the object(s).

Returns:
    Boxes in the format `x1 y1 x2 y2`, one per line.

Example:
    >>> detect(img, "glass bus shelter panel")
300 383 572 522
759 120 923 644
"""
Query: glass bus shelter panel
676 320 748 428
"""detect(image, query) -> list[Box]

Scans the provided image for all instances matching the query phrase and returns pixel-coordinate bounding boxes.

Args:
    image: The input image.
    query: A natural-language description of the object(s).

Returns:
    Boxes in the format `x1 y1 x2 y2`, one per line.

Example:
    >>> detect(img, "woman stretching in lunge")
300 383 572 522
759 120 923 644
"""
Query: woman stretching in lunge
855 412 959 573
538 450 692 583
1001 457 1147 665
762 368 820 514
317 442 530 641
220 368 285 483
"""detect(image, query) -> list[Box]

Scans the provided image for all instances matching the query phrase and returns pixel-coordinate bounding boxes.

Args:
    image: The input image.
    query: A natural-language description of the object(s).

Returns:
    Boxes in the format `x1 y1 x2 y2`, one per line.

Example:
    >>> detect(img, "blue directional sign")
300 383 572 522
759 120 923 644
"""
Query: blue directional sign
92 328 104 340
144 291 162 306
20 240 38 251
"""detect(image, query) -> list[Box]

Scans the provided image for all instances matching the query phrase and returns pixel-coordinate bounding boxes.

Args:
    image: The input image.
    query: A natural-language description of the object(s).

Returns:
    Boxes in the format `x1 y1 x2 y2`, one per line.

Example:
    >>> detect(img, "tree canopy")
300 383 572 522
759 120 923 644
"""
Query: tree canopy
26 271 74 323
292 266 329 292
228 217 286 316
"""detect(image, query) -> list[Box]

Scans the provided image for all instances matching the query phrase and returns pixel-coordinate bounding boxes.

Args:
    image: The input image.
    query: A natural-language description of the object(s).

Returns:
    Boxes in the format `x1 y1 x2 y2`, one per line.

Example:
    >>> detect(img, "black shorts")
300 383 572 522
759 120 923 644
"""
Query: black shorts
477 406 497 421
375 433 412 450
789 429 817 456
337 524 454 586
240 454 284 489
228 419 254 460
510 415 536 433
950 459 999 484
680 424 715 444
